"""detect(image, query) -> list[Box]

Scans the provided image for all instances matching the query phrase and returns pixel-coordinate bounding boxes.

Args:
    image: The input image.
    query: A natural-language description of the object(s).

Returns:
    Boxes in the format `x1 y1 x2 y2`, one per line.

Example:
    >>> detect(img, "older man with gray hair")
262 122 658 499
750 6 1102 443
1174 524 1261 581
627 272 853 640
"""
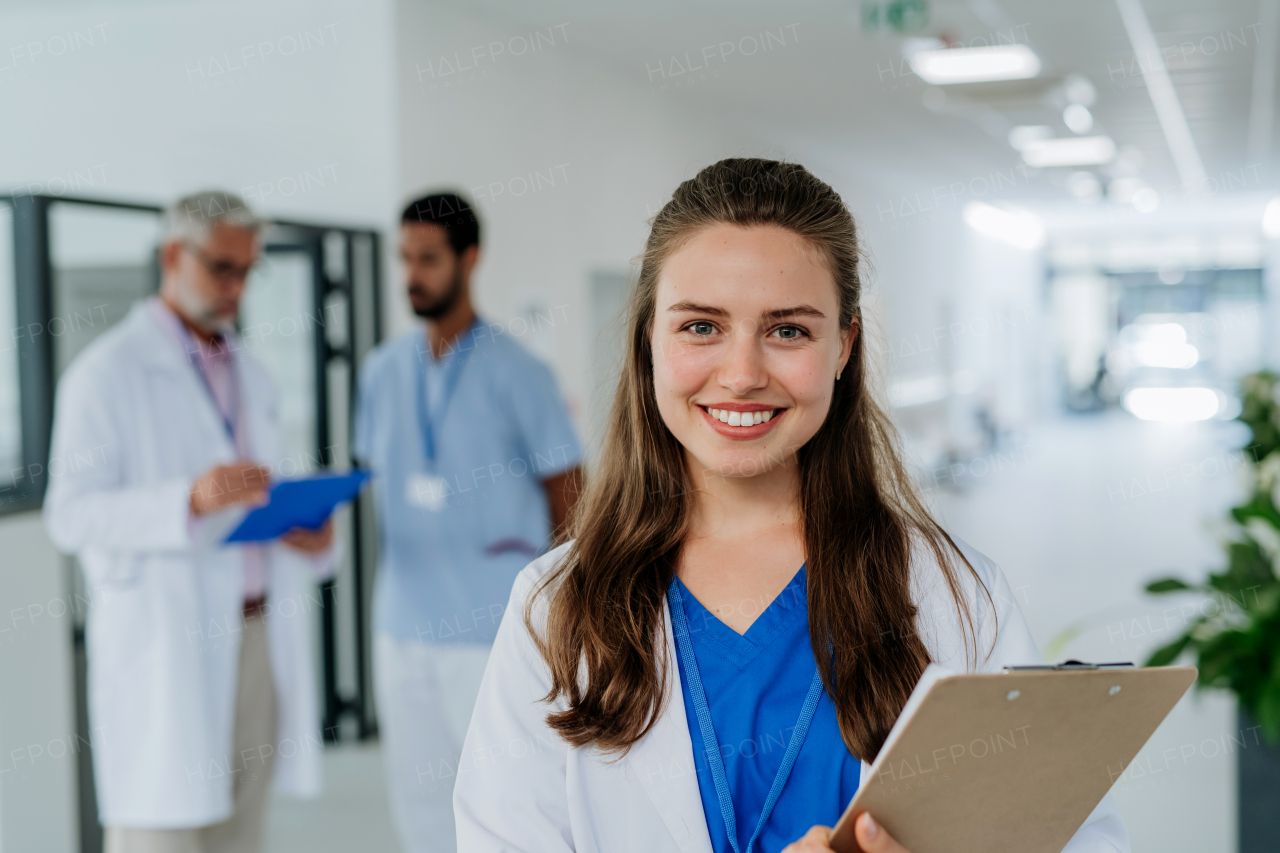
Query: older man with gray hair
44 190 334 853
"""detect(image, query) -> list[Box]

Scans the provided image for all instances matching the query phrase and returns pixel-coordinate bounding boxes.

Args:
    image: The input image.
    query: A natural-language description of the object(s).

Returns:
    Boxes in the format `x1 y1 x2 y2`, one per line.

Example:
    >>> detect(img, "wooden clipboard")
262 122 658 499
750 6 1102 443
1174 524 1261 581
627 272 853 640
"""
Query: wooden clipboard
829 663 1197 853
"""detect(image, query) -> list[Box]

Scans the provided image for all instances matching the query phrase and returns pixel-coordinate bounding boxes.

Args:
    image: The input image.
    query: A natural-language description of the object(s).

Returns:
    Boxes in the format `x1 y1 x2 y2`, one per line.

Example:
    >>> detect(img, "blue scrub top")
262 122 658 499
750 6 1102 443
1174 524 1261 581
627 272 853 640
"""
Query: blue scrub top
673 568 862 852
354 322 582 644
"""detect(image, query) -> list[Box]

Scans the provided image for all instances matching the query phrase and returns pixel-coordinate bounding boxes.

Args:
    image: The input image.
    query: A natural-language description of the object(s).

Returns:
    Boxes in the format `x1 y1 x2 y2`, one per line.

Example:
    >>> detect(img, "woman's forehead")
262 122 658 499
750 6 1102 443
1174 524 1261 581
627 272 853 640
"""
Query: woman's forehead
656 224 836 316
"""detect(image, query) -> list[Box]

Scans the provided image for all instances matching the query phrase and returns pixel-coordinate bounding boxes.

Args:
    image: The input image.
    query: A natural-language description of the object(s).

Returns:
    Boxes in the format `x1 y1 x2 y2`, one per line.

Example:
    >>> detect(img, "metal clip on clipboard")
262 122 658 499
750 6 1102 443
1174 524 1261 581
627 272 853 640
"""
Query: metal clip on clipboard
1003 659 1136 672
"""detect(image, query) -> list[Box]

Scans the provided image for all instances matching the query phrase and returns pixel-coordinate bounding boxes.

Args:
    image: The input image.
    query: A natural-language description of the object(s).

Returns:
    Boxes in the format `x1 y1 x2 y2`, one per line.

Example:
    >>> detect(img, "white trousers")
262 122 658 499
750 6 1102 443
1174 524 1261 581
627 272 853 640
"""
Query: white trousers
374 634 491 853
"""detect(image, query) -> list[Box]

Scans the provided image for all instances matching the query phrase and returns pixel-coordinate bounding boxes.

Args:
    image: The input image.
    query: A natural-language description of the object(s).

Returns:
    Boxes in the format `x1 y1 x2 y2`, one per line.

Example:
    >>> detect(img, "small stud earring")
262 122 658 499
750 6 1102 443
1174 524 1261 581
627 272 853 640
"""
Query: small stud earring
836 370 842 381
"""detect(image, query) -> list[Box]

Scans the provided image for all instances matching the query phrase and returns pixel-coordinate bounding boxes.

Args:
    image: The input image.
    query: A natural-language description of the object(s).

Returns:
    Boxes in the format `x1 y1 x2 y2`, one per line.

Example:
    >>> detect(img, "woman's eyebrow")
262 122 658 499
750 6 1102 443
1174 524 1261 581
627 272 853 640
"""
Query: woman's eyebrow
762 305 826 322
666 301 728 317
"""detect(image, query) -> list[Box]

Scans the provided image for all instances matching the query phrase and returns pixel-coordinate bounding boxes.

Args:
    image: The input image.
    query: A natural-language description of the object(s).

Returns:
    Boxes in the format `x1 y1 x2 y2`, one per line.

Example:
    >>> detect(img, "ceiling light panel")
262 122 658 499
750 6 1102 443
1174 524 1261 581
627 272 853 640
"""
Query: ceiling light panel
908 45 1041 85
1021 136 1117 167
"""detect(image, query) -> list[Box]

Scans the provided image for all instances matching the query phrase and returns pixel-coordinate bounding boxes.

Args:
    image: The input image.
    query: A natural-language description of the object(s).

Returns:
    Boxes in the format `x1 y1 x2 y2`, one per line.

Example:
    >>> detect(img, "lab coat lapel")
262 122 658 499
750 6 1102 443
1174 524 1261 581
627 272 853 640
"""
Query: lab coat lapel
626 597 716 853
132 302 237 460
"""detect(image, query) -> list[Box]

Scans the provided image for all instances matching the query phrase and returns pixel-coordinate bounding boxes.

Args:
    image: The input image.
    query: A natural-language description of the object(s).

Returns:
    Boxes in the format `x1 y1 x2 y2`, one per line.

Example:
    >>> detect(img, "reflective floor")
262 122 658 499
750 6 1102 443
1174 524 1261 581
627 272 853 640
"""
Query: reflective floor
265 742 399 853
935 410 1244 853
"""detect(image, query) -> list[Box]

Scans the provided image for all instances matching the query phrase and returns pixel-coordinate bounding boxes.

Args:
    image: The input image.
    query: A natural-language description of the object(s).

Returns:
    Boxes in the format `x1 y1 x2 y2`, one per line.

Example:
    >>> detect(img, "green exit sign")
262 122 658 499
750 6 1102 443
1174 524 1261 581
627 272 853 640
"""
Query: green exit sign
862 0 930 34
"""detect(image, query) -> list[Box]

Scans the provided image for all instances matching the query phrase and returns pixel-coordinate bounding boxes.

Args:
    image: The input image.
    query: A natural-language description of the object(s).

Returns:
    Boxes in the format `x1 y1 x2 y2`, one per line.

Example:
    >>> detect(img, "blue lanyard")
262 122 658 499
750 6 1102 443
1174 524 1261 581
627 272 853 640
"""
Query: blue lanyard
668 578 825 853
178 328 239 443
414 320 480 469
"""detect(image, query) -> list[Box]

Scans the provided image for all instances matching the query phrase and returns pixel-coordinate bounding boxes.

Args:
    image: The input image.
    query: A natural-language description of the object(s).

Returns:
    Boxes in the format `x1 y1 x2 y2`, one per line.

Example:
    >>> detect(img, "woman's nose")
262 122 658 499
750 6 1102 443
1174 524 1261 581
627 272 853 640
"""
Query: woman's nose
717 322 767 395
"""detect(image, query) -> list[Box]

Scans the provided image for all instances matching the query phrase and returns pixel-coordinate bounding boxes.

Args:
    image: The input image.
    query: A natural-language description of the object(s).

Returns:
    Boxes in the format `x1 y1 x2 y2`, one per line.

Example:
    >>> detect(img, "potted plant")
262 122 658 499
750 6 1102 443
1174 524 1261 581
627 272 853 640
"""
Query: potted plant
1145 370 1280 853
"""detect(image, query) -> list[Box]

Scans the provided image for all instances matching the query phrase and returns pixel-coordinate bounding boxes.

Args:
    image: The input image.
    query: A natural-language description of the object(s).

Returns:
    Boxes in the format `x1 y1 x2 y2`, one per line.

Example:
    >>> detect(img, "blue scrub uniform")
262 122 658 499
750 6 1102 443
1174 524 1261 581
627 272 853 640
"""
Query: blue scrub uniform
671 568 862 853
354 321 582 644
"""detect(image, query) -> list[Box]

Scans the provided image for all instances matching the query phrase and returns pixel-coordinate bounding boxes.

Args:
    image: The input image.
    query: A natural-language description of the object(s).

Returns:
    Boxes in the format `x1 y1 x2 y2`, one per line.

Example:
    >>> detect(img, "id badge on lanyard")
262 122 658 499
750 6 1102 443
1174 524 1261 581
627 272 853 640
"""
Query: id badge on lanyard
408 322 479 512
405 472 449 512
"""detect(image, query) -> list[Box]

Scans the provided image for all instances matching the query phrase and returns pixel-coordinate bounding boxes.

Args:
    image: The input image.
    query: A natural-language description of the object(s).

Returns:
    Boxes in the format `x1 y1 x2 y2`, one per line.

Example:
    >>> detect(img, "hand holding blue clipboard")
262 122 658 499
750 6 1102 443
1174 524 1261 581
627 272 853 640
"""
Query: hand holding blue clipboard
225 470 370 543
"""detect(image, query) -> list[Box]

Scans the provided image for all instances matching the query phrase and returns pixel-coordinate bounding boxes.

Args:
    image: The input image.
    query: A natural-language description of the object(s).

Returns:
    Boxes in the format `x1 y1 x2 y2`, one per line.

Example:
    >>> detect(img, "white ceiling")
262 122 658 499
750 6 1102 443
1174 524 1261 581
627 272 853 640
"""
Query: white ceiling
446 0 1278 208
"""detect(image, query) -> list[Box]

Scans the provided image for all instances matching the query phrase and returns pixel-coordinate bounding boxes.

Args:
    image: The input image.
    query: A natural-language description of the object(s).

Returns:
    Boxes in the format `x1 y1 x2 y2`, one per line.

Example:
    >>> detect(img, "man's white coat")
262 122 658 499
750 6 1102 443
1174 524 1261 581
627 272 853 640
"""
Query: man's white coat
44 302 329 827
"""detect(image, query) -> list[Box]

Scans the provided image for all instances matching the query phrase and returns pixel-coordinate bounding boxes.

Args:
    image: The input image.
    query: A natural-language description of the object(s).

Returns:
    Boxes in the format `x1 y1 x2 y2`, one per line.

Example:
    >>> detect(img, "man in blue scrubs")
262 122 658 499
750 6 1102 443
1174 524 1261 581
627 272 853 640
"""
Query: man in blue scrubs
354 192 583 853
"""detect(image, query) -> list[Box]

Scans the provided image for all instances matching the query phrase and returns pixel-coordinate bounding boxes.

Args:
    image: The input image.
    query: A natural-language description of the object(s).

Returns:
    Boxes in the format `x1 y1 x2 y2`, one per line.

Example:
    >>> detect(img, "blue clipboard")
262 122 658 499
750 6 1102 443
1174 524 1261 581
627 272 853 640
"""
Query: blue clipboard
224 469 370 543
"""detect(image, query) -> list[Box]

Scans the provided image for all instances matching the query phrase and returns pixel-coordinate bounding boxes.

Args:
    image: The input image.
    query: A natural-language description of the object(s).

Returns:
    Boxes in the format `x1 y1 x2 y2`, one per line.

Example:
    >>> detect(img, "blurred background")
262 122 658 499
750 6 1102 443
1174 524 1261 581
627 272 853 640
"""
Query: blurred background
2 0 1278 850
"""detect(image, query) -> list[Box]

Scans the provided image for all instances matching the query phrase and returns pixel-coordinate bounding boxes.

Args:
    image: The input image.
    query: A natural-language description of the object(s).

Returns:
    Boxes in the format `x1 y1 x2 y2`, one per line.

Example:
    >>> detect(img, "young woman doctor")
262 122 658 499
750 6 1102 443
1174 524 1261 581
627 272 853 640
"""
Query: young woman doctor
454 159 1129 853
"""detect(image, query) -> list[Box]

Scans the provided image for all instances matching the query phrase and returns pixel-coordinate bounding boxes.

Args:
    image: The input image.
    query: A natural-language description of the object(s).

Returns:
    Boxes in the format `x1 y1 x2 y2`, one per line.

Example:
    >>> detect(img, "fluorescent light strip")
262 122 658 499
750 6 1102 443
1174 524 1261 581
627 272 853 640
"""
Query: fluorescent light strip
963 202 1045 251
1020 136 1117 167
1114 0 1207 187
908 45 1041 85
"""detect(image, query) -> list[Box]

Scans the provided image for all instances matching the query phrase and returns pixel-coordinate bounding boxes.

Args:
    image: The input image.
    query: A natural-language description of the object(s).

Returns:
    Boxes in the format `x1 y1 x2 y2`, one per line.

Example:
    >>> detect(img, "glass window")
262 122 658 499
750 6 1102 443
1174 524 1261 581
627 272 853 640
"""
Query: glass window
239 248 318 472
0 204 18 489
48 202 162 377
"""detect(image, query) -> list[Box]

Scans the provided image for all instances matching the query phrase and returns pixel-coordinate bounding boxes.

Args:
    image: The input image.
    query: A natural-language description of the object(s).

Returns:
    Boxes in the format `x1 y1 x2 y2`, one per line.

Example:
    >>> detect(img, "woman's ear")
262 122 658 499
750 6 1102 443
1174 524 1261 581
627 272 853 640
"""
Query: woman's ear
837 319 859 377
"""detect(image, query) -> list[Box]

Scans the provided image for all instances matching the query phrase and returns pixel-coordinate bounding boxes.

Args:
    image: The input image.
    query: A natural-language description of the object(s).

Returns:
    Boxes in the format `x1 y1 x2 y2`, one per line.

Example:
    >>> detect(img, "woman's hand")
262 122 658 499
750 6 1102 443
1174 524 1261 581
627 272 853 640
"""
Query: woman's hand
781 813 910 853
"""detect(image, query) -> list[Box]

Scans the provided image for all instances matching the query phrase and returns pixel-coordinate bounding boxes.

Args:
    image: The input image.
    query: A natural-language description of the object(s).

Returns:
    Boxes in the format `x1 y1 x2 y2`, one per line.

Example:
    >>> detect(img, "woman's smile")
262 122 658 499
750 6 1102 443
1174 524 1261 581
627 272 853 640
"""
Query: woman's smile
697 404 786 440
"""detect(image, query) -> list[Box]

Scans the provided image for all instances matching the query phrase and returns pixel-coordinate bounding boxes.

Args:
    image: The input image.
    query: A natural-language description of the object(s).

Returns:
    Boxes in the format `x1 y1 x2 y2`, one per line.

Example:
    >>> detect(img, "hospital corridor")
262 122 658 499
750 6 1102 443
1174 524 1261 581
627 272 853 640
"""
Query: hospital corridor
2 1 1279 852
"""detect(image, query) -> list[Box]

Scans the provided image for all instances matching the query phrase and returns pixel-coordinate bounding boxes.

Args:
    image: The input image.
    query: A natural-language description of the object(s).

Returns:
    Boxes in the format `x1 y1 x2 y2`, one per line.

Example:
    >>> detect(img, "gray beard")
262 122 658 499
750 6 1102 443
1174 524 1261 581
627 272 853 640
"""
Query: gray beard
172 286 236 335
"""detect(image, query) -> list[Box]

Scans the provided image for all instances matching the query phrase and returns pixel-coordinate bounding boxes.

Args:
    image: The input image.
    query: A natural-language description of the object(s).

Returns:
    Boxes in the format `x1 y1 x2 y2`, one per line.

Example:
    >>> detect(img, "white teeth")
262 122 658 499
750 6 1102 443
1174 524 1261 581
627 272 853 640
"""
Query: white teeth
706 407 780 426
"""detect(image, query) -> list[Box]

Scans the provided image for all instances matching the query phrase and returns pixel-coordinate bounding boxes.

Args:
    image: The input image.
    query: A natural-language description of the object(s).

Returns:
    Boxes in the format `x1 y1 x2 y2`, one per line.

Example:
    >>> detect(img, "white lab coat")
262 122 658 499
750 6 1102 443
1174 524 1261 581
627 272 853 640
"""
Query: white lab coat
43 301 330 828
455 538 1131 852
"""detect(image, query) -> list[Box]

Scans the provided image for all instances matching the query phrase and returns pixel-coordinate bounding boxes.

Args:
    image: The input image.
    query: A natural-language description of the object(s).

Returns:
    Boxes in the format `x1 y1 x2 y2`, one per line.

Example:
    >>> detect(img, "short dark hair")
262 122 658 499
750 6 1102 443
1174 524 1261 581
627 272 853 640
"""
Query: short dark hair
401 192 480 256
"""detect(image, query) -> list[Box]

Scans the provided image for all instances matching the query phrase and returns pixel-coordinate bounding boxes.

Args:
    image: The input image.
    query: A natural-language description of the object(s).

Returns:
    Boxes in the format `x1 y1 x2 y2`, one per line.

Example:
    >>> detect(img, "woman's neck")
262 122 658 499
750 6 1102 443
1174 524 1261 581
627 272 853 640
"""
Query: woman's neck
678 452 805 634
685 451 801 539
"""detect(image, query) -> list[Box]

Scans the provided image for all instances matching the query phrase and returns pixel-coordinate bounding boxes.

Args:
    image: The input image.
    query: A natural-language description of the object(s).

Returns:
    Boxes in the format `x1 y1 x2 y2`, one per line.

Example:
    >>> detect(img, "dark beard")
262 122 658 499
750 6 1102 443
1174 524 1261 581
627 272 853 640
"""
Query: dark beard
412 267 464 320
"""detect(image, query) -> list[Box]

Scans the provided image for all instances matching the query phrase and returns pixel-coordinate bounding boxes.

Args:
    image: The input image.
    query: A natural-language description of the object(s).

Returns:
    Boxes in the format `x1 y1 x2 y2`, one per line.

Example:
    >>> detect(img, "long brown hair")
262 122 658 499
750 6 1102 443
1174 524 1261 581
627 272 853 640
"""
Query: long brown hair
529 158 989 762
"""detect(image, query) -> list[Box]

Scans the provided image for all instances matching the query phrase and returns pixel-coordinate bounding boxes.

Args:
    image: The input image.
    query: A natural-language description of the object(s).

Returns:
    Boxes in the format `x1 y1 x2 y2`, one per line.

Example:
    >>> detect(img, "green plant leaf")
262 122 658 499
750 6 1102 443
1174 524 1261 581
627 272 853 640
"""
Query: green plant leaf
1208 540 1277 595
1231 496 1280 531
1146 634 1193 668
1044 622 1085 661
1197 630 1257 688
1139 371 1280 716
1146 578 1193 594
1257 680 1280 745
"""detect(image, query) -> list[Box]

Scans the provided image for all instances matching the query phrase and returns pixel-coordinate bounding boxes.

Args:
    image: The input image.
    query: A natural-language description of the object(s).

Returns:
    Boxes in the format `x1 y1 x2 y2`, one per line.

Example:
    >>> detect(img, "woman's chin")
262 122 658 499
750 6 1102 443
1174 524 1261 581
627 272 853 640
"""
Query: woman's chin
684 443 796 484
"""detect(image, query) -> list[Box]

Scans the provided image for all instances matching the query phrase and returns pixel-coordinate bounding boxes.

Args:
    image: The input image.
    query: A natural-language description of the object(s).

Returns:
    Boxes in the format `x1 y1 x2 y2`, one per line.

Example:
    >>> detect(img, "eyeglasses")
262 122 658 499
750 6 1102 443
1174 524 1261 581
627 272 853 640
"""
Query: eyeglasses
182 242 257 284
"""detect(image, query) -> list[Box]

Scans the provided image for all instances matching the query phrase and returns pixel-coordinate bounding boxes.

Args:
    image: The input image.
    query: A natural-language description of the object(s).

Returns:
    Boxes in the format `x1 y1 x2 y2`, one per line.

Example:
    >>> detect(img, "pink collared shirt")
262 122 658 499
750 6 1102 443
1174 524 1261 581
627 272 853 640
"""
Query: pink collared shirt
151 298 269 601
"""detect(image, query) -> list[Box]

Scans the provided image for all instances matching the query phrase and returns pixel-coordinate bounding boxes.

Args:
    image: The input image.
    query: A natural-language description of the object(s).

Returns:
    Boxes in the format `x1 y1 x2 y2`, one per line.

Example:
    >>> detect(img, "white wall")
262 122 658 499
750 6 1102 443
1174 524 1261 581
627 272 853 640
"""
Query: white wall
0 0 398 226
394 0 773 442
0 512 77 853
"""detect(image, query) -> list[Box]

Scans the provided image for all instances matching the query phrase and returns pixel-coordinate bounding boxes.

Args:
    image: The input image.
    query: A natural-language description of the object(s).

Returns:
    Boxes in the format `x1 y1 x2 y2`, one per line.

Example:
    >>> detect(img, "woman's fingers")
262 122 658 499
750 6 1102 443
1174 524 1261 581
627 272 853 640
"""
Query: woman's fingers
854 813 910 853
781 825 835 852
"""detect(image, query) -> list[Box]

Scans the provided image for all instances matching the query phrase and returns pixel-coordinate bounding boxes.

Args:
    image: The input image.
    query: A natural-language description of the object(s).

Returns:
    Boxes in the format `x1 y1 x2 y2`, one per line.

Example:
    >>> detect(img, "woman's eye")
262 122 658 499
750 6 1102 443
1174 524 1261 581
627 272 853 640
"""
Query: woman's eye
689 321 716 336
775 325 803 340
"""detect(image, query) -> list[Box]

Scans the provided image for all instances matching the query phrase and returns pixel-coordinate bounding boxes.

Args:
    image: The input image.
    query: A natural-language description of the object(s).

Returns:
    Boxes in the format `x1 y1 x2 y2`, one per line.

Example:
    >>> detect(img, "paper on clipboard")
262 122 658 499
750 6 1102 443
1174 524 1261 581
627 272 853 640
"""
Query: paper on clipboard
828 663 1196 853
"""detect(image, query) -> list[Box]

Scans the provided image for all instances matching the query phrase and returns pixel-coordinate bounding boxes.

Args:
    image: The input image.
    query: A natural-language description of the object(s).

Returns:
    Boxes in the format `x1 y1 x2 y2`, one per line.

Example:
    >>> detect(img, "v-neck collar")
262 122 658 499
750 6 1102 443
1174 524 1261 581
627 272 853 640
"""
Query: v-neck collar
674 567 807 669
